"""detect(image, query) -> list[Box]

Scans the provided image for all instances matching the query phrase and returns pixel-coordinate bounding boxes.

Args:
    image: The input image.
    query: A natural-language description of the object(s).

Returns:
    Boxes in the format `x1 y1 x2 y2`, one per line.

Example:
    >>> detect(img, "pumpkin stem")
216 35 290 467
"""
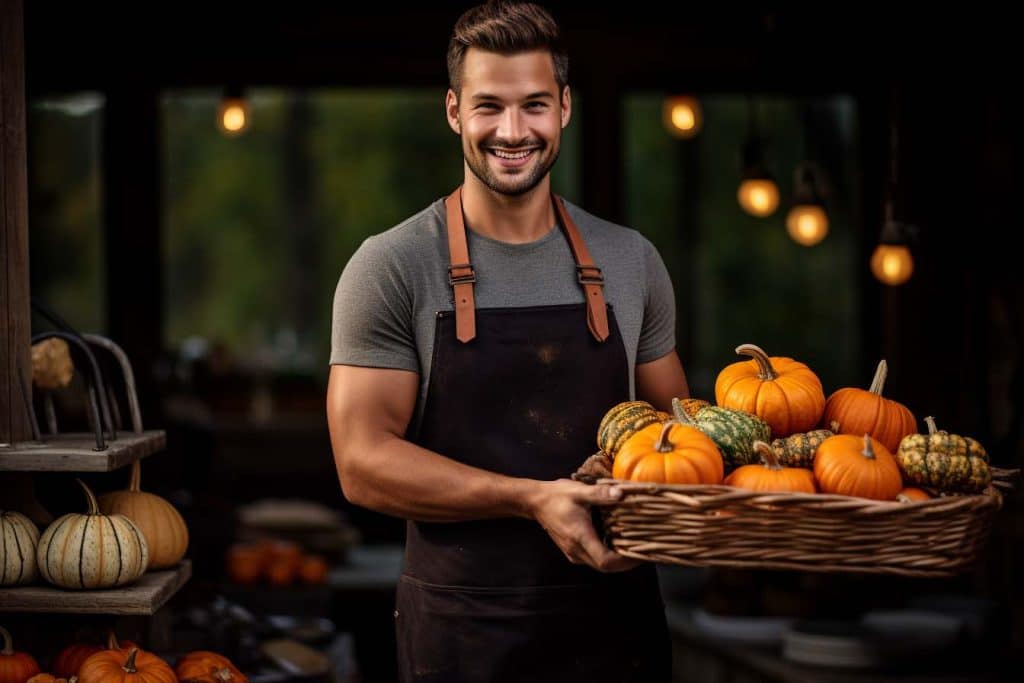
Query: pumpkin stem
213 669 234 683
752 440 783 471
129 460 142 493
860 434 876 460
924 416 938 436
0 625 13 655
106 631 120 650
122 648 139 674
830 420 841 433
868 359 888 396
76 478 100 515
654 421 677 453
671 397 697 426
735 344 777 381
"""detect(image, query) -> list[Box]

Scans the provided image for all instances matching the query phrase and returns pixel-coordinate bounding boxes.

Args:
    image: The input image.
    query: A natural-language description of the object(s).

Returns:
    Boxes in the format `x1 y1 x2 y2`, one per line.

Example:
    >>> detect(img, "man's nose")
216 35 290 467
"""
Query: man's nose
497 107 526 142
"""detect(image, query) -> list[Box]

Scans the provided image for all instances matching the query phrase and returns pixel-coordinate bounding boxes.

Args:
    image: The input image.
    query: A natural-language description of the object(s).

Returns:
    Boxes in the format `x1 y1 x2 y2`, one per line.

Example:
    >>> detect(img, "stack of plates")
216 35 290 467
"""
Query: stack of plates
783 621 880 669
782 610 964 669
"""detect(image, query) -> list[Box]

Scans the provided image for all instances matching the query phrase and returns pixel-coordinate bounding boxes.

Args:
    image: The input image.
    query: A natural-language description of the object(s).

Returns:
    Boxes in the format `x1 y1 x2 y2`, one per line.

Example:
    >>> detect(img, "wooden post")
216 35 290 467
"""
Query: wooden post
1 0 33 445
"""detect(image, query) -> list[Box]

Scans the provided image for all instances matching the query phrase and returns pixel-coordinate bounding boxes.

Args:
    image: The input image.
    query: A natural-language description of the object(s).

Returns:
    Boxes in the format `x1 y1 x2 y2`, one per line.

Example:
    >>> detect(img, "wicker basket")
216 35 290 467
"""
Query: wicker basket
574 455 1017 578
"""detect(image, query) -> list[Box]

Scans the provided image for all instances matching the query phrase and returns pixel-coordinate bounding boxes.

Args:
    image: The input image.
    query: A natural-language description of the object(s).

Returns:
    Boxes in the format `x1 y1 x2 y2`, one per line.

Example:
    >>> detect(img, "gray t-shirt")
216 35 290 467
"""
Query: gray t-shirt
330 197 677 435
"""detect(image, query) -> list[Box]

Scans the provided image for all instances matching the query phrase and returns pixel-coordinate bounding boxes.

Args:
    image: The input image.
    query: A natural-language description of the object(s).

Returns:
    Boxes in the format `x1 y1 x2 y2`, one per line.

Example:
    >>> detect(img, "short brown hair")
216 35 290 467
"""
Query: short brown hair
447 1 569 96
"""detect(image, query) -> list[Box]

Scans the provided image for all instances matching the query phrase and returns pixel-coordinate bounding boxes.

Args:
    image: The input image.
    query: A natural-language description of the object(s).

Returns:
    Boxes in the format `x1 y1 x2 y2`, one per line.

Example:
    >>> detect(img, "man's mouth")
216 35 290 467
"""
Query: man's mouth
487 147 540 167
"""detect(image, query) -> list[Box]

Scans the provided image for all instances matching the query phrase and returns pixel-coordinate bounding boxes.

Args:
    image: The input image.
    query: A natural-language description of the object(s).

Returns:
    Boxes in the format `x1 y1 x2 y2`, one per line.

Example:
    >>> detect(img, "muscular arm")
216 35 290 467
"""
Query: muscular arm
327 364 636 571
635 350 690 413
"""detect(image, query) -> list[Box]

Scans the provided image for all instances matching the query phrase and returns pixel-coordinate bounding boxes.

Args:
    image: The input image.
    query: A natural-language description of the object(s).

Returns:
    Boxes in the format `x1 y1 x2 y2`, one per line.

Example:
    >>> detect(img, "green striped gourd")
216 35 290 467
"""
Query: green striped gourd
896 416 991 494
672 397 771 470
36 479 149 589
769 421 839 469
1 511 39 586
597 401 665 457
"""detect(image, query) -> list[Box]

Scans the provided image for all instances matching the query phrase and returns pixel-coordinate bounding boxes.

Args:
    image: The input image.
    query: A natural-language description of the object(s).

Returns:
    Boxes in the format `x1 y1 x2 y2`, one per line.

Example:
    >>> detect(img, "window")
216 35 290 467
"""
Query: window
27 93 106 334
162 89 581 376
625 94 861 397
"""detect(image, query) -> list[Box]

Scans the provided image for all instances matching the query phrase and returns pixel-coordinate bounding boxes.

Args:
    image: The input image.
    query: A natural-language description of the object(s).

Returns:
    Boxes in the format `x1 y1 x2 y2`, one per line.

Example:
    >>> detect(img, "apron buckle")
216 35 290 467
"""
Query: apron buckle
576 264 604 285
448 263 477 285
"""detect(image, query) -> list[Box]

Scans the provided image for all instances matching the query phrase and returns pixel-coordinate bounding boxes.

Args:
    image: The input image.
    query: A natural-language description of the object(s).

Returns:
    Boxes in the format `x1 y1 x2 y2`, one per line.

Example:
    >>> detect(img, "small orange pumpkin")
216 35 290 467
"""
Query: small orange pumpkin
821 359 916 453
27 675 75 683
225 544 263 585
715 344 826 438
896 487 932 503
53 645 101 680
725 441 817 494
174 652 246 683
814 434 903 500
298 556 329 585
53 634 137 680
0 626 40 683
78 650 174 683
612 421 723 485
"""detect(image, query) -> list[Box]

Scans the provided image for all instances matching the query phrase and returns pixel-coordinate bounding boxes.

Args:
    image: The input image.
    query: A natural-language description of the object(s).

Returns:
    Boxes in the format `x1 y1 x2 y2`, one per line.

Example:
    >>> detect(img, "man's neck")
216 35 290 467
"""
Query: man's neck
460 172 556 244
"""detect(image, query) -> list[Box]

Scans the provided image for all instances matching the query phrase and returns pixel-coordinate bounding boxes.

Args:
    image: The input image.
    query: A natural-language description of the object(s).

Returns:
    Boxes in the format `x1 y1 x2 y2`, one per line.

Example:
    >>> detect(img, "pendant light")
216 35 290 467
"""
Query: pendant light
737 98 779 217
871 105 916 286
786 162 829 246
871 201 916 286
218 86 250 137
663 95 702 139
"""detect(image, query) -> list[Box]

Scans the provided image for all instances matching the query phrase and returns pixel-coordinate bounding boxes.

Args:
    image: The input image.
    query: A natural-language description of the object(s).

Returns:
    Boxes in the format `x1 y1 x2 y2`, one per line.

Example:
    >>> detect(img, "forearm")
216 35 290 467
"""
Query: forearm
337 435 539 523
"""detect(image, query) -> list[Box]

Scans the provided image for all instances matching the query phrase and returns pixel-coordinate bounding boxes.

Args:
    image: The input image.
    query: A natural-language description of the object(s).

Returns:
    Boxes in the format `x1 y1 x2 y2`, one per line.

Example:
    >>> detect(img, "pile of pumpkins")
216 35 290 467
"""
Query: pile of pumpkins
598 343 993 501
1 461 188 589
0 625 244 683
224 539 329 587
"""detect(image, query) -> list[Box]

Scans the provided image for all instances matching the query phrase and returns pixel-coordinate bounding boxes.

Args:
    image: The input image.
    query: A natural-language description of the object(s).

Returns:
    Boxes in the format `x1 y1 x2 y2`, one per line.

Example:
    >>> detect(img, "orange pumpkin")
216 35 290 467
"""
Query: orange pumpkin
265 560 296 586
27 675 74 683
78 650 174 683
0 626 40 683
814 434 903 500
225 544 263 585
725 441 817 494
53 645 101 680
896 487 932 503
612 421 723 485
715 344 825 438
27 676 76 683
53 634 137 680
174 652 246 683
821 359 916 453
298 556 329 585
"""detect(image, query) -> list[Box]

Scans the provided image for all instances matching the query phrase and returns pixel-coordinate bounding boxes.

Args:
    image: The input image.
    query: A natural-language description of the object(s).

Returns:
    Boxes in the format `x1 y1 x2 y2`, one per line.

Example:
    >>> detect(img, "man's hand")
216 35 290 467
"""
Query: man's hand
524 478 640 573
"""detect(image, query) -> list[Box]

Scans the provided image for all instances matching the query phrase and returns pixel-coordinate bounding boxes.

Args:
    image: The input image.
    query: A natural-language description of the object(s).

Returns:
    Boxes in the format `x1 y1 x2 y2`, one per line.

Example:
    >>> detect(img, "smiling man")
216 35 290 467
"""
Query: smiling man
327 2 687 681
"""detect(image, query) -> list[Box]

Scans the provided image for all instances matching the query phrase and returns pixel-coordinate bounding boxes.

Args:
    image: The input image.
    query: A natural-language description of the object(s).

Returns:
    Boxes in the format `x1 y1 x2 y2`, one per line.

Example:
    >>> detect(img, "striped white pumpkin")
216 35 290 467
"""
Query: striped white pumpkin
1 510 40 586
36 479 149 589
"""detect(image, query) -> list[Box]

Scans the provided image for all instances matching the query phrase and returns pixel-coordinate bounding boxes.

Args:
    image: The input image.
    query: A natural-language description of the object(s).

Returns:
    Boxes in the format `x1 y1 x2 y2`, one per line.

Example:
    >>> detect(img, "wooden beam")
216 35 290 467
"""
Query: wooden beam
1 0 33 444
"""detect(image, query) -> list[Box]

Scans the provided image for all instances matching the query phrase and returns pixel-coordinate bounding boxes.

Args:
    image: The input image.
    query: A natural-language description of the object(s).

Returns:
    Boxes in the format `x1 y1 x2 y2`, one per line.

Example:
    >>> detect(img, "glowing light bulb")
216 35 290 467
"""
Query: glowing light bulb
663 96 702 138
871 244 914 285
218 97 249 136
786 205 829 246
737 179 780 217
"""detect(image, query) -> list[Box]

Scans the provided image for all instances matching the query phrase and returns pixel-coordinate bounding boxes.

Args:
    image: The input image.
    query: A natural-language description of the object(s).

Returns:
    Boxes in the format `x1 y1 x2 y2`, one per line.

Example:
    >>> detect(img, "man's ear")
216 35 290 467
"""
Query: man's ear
561 85 572 129
446 89 461 135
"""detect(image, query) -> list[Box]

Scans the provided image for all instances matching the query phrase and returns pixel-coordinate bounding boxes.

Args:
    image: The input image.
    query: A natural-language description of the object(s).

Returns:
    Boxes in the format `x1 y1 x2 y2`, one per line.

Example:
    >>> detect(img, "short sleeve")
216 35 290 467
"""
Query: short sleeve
329 235 419 372
636 236 677 363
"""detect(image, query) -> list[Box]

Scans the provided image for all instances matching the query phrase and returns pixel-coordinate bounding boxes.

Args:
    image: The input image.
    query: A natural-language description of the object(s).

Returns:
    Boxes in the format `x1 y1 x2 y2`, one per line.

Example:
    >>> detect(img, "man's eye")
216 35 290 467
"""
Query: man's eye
526 102 547 109
476 103 500 110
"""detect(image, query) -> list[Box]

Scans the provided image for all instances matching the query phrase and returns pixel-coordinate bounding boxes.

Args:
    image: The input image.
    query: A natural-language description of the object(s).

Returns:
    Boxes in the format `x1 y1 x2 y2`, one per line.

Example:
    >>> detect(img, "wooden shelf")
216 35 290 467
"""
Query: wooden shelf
0 560 191 615
0 430 166 472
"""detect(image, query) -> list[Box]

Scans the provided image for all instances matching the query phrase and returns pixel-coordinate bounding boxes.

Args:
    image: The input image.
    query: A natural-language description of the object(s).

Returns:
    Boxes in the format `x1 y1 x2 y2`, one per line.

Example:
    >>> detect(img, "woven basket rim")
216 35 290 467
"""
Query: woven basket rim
594 478 1004 512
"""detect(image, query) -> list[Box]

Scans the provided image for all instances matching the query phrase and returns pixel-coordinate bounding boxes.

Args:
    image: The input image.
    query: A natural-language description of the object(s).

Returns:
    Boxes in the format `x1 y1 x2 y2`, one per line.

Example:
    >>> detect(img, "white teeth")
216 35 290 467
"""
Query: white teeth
491 149 533 159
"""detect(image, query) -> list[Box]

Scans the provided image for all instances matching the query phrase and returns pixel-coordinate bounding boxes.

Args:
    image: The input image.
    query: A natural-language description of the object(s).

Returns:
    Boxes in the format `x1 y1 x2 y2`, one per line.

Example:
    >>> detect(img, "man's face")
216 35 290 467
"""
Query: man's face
446 48 571 197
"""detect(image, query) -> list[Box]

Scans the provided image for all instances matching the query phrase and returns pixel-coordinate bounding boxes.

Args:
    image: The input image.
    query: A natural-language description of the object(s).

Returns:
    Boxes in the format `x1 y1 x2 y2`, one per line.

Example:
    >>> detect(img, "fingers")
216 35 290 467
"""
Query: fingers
574 520 641 573
574 482 623 507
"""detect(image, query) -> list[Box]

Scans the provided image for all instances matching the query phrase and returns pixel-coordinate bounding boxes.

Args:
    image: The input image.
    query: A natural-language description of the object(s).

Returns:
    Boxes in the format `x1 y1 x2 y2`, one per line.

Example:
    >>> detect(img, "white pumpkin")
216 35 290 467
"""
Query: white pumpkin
1 510 40 586
36 479 149 589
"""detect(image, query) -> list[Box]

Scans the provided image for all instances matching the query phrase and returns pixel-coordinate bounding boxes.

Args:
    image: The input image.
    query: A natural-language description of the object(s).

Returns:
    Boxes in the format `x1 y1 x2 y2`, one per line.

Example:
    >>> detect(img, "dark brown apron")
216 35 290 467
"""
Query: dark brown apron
394 187 670 682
